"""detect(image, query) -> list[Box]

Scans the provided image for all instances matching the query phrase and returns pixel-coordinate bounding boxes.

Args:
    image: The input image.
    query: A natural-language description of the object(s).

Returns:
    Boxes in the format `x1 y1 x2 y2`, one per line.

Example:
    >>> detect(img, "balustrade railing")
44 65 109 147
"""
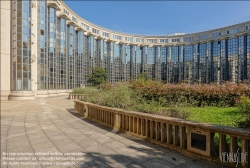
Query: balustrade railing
69 94 85 100
74 99 250 168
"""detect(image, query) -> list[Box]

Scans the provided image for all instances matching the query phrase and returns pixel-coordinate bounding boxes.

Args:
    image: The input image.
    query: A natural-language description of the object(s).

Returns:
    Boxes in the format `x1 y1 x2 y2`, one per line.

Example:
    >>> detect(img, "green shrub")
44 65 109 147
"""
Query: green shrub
235 96 250 129
130 81 250 107
73 82 189 119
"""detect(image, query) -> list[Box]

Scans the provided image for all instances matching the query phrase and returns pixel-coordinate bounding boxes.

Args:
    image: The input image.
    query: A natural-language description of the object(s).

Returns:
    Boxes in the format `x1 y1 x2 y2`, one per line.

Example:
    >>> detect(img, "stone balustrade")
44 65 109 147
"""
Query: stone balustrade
74 99 250 168
69 94 85 100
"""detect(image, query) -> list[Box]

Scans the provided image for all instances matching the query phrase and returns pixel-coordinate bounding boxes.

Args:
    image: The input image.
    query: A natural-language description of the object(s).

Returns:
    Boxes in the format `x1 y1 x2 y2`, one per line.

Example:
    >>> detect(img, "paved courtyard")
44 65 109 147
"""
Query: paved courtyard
1 96 222 168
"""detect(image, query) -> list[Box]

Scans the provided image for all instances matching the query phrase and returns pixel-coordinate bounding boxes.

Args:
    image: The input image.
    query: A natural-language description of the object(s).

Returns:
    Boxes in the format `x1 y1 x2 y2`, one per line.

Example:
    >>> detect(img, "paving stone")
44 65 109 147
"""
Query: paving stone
56 143 82 153
31 141 55 151
103 140 126 149
29 137 51 145
142 158 175 168
51 138 74 146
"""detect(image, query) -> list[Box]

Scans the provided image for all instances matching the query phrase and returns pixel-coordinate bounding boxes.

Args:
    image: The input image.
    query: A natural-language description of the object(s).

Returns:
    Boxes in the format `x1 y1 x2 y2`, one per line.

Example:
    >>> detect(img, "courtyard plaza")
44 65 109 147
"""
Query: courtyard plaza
1 96 222 168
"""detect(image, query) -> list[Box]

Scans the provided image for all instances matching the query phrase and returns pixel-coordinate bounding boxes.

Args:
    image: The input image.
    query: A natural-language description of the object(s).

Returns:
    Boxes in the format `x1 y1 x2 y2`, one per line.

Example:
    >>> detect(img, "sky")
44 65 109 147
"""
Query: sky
64 1 250 36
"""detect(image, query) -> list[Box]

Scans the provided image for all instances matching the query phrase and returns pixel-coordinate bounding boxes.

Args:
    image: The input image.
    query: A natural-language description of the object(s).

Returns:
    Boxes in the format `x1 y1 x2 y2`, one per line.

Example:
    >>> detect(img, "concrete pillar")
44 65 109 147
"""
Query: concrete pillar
31 2 38 96
0 1 11 100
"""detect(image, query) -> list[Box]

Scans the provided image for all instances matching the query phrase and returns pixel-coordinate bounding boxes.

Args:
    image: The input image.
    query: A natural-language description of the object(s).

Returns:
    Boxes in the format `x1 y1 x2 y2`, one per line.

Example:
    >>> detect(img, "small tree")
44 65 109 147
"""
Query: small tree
87 67 108 86
137 72 151 81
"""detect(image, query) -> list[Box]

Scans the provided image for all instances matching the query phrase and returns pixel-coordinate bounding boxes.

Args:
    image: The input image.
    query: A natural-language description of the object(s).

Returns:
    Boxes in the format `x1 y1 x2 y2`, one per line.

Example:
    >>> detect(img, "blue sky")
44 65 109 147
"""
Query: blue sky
64 1 250 35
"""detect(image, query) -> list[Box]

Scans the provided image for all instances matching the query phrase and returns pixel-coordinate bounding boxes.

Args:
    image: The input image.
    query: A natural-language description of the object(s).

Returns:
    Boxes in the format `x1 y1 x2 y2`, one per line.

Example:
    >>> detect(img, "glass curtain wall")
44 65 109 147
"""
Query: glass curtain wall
183 45 193 83
67 25 75 89
37 0 47 90
12 1 250 90
228 38 238 83
146 47 156 79
247 36 250 80
58 18 67 89
13 0 32 91
179 46 184 82
120 45 126 82
221 40 228 82
212 41 221 83
160 47 167 82
199 44 207 83
48 7 57 89
155 47 161 81
238 36 245 82
109 43 121 83
76 31 84 87
125 46 131 81
171 46 179 83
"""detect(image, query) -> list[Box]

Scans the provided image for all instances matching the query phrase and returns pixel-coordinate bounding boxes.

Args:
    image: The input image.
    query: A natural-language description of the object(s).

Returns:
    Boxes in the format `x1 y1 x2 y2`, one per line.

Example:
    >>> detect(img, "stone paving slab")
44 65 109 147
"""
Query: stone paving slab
1 96 223 168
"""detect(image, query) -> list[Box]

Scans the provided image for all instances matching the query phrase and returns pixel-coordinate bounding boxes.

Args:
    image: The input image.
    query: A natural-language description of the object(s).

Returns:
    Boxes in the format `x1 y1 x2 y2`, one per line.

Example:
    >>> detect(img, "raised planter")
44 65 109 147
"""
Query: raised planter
74 100 250 168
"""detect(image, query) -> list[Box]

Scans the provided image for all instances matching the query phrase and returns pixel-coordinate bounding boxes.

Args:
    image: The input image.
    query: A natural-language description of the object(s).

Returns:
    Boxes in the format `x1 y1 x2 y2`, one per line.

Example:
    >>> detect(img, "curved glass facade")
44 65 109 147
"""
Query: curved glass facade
11 1 250 92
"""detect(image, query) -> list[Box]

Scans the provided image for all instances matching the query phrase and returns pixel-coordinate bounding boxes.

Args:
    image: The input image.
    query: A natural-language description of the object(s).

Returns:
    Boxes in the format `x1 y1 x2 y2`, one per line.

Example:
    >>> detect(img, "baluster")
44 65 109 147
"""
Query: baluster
133 117 137 133
219 134 227 161
173 125 180 146
180 127 187 149
129 116 133 132
161 123 166 142
141 119 145 136
241 139 249 167
146 119 150 138
167 124 173 144
137 118 141 135
230 136 237 154
150 120 155 139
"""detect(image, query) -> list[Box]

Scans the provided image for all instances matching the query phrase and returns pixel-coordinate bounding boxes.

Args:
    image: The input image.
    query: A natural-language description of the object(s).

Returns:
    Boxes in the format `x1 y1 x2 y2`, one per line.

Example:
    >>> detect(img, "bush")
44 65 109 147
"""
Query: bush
235 96 250 129
130 81 250 107
73 82 189 119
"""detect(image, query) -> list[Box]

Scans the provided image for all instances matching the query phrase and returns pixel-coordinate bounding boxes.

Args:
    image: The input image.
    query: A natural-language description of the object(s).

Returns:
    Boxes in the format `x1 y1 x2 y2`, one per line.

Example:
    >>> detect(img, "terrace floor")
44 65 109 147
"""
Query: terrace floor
1 96 222 168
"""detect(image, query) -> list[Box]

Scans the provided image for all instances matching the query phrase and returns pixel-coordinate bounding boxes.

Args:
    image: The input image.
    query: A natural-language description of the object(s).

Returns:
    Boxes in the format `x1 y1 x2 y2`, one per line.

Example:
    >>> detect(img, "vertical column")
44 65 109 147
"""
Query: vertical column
0 1 12 100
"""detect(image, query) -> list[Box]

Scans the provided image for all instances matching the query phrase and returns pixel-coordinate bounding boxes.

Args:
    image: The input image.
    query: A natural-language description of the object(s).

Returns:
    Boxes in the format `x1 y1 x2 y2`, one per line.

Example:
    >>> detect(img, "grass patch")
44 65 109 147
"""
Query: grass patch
182 106 242 127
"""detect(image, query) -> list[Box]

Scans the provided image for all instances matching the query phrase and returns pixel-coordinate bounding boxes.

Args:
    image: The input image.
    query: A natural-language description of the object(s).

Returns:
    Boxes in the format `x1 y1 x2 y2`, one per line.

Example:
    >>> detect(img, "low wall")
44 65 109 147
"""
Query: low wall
74 99 250 168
